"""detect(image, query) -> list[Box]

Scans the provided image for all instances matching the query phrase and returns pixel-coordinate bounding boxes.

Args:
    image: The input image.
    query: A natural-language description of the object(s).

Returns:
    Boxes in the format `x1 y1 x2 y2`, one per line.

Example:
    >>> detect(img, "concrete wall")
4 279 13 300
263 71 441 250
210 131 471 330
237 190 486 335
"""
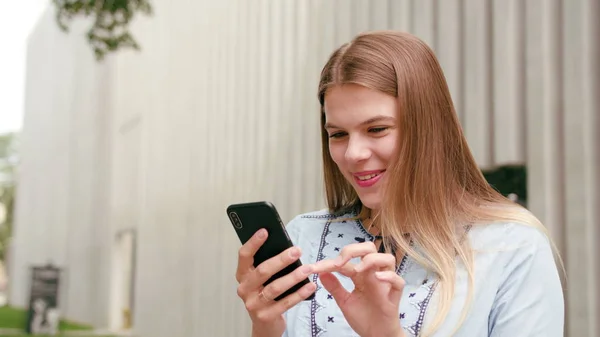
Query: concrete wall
9 8 113 326
10 0 599 336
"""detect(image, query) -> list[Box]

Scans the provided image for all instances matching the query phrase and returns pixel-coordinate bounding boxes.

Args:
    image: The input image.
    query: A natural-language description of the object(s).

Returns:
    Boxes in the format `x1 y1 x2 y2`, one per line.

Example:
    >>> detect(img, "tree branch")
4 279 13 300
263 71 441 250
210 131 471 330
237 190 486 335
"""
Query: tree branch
52 0 153 61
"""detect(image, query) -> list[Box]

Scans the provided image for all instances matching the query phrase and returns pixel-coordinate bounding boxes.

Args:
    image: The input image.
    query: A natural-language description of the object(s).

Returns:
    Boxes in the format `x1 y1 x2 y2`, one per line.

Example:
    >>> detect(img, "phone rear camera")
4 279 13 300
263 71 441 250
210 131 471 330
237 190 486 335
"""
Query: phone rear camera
229 212 243 229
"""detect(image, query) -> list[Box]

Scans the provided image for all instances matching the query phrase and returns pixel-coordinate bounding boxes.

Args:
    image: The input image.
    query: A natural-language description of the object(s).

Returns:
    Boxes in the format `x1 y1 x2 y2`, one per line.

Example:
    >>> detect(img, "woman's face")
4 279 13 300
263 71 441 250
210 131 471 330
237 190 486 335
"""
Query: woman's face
324 84 399 210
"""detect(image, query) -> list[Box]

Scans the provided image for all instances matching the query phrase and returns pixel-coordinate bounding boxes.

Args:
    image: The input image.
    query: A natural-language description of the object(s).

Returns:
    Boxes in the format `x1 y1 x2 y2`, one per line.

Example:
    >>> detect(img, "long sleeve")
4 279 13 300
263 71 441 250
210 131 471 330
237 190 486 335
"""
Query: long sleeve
488 230 564 337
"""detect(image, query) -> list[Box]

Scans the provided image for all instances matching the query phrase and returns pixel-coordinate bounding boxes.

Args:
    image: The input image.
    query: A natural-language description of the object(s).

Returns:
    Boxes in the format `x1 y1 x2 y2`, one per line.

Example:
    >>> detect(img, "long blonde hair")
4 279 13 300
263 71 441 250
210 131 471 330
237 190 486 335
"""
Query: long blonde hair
318 31 557 335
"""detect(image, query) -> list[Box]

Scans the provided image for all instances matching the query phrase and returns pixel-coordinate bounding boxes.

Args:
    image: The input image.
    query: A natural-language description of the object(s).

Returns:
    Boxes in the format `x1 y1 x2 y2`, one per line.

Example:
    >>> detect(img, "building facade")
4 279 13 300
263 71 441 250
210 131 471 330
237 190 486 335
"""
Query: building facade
9 1 599 336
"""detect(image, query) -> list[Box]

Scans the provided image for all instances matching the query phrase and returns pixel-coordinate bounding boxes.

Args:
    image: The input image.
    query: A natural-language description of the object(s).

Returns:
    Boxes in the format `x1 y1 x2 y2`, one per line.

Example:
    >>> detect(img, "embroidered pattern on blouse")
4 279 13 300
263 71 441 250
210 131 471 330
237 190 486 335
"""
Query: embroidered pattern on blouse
403 280 438 336
301 208 356 220
352 217 438 337
307 211 443 337
416 281 437 333
353 218 374 240
302 214 340 219
404 225 470 335
310 220 332 337
396 240 438 337
396 245 411 275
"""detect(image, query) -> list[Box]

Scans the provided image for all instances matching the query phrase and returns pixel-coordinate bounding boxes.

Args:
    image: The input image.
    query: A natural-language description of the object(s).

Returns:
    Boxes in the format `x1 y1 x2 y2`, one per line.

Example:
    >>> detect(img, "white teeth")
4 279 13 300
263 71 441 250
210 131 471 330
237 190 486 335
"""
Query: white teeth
357 173 378 181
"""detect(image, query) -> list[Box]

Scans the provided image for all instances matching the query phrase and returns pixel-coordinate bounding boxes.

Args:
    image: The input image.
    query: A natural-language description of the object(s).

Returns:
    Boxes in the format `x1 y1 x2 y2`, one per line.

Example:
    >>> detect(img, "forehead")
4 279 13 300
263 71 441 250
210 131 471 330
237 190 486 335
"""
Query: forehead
323 84 398 122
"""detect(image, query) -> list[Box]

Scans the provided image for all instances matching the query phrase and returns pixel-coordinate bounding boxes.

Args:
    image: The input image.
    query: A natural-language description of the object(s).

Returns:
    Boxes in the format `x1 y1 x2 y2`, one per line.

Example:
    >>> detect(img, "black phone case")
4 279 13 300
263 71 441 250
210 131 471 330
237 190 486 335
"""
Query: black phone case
227 201 314 301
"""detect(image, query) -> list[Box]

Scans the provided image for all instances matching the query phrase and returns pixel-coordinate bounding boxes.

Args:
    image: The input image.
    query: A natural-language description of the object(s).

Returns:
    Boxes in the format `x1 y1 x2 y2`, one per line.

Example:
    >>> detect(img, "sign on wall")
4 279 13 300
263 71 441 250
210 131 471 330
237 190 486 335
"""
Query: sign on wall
25 264 61 335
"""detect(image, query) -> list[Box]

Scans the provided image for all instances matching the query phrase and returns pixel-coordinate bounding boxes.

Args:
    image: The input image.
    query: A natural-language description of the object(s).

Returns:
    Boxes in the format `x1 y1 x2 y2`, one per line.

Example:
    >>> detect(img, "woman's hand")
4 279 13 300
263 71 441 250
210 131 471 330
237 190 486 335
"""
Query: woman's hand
235 228 317 337
309 242 406 337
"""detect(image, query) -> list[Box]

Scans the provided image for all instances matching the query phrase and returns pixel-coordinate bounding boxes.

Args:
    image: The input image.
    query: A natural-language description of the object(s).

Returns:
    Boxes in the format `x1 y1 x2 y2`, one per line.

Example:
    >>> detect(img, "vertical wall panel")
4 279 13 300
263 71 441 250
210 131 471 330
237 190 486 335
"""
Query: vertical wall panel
492 0 526 164
524 6 569 336
172 1 197 333
270 0 286 215
231 0 244 204
389 0 412 32
335 0 353 44
233 1 251 333
217 1 231 331
248 1 263 200
280 0 302 221
90 56 112 326
226 0 241 210
412 0 437 50
243 2 258 203
320 0 336 79
463 0 494 169
300 0 323 213
149 0 192 333
525 0 566 254
9 10 54 308
190 1 221 334
257 0 270 198
371 0 389 30
585 0 600 334
352 0 371 33
436 0 464 123
286 0 305 220
563 0 594 335
202 3 220 336
50 22 76 319
221 2 239 335
258 0 275 200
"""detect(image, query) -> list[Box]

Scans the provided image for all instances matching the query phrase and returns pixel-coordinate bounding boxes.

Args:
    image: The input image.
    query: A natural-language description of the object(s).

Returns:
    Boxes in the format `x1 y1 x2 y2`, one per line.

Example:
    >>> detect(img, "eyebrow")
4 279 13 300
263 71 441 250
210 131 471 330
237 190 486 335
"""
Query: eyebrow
324 115 396 130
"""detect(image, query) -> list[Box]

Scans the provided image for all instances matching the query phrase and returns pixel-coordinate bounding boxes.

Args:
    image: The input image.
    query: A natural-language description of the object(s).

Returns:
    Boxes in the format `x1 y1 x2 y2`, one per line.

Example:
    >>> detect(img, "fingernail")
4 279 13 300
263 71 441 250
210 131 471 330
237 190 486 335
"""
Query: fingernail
354 264 363 272
257 229 267 239
334 256 343 266
289 247 301 258
299 265 312 275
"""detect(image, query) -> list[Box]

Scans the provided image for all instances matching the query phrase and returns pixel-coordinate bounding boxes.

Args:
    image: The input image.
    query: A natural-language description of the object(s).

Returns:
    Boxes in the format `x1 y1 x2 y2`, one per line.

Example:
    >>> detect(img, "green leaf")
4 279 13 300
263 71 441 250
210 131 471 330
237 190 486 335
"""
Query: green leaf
52 0 153 61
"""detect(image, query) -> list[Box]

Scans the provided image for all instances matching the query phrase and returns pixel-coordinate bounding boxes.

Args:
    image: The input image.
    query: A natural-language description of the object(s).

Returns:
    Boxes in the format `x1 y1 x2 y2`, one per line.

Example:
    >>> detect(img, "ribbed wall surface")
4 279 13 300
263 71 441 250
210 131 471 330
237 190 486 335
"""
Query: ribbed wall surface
10 1 599 336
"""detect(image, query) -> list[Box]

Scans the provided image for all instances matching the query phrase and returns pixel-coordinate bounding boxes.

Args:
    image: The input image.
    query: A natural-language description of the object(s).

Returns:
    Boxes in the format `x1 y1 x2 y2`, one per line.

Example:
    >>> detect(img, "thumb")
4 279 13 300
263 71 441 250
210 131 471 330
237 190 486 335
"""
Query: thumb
319 272 350 306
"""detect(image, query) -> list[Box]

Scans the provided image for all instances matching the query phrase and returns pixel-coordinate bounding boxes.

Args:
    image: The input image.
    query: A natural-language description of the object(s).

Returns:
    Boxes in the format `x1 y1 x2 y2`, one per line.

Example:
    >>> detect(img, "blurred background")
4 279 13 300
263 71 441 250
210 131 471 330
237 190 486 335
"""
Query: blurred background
0 0 598 336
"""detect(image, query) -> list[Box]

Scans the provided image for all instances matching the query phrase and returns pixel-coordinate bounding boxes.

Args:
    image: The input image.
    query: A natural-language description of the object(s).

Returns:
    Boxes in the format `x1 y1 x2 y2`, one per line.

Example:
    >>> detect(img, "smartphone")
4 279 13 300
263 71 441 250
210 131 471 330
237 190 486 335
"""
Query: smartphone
227 201 315 301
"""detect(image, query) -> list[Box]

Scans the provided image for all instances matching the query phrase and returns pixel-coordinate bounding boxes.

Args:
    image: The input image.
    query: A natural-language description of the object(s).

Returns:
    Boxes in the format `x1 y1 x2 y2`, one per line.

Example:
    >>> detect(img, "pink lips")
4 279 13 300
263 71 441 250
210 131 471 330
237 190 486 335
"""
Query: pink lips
353 170 385 188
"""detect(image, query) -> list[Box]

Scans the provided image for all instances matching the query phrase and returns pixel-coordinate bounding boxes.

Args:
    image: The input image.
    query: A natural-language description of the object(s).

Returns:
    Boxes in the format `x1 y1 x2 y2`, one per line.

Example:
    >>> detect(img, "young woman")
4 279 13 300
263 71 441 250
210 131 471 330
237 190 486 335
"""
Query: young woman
235 31 564 337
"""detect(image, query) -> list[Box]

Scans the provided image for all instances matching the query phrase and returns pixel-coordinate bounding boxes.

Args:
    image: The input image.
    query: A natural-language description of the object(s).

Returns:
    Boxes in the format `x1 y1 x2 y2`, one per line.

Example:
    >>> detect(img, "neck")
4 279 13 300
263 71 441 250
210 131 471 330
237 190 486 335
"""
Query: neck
359 205 380 218
359 206 382 236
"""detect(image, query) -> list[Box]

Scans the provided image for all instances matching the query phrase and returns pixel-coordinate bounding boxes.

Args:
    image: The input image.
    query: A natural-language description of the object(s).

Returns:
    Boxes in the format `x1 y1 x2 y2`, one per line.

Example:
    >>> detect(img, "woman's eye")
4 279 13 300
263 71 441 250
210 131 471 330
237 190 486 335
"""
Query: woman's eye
329 132 346 139
369 127 388 133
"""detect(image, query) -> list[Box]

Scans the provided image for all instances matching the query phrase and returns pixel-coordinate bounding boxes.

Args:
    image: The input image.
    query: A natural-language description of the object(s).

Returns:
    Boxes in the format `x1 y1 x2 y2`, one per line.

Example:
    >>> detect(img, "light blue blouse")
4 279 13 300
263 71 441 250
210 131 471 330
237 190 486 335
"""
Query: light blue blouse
282 208 564 337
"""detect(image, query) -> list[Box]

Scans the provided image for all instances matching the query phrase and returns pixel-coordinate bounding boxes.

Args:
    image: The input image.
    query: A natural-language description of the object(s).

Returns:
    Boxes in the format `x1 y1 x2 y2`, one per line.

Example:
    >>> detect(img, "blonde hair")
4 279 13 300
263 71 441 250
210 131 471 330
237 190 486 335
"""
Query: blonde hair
318 31 559 336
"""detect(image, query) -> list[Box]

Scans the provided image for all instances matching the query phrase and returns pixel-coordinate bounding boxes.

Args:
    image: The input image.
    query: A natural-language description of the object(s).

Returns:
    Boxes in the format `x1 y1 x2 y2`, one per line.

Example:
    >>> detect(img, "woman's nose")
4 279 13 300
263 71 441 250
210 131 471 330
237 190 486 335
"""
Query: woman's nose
344 136 371 163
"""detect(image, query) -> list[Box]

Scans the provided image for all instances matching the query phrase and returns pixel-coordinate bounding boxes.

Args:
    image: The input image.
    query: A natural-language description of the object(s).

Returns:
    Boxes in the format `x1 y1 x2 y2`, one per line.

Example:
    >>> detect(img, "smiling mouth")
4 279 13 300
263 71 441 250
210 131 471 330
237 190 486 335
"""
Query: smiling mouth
353 170 385 187
357 173 379 180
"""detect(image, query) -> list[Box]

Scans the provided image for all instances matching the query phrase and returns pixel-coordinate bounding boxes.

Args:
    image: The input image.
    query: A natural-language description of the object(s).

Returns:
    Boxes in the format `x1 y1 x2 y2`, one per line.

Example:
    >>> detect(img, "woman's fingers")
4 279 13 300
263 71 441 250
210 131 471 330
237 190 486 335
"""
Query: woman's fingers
354 252 396 273
238 241 317 323
309 258 357 277
333 242 378 267
374 270 405 304
308 241 378 276
319 272 351 305
310 242 396 276
310 247 402 305
251 281 317 324
241 246 303 294
258 264 314 303
374 271 406 291
235 228 268 283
